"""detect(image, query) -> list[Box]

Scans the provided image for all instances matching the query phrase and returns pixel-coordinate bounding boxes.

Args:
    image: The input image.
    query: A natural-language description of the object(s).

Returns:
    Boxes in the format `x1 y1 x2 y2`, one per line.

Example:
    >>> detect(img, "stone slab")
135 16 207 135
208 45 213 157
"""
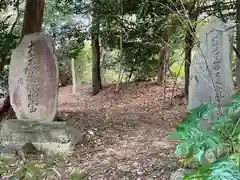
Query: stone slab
188 17 235 109
0 119 87 155
9 33 59 121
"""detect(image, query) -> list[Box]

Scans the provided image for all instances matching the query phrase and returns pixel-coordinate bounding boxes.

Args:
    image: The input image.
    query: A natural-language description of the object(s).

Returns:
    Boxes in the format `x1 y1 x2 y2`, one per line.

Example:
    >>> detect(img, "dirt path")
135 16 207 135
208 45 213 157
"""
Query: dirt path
57 81 187 179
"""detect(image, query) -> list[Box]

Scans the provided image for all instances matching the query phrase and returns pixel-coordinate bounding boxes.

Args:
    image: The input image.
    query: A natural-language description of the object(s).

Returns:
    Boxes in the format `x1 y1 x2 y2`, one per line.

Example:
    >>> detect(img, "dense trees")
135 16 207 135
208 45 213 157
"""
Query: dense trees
0 0 238 101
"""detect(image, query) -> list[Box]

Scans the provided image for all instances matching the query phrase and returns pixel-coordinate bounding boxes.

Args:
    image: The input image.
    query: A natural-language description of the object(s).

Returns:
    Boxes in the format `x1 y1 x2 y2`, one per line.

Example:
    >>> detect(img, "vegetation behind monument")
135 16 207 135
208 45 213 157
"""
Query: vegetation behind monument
0 0 240 179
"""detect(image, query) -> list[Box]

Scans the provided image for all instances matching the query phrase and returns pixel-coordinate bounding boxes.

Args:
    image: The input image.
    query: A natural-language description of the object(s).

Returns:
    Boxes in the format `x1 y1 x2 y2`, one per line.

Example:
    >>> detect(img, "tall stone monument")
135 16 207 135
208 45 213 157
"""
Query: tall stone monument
188 17 235 109
2 33 86 156
9 33 58 121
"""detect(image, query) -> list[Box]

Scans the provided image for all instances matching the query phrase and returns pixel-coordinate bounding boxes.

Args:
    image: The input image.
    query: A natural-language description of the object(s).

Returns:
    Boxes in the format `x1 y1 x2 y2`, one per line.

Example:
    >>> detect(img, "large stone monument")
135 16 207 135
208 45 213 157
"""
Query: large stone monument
9 33 58 121
0 33 85 157
188 17 235 109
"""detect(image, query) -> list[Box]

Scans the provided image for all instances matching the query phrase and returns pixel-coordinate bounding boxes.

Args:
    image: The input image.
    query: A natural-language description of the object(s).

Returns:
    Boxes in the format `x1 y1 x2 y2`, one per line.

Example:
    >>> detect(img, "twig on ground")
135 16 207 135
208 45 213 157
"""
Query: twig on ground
52 167 62 178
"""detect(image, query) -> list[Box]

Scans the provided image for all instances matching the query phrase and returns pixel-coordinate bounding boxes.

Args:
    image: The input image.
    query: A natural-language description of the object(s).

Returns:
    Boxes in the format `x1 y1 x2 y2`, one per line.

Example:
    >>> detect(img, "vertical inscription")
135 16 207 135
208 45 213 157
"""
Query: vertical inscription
211 31 224 102
24 40 40 113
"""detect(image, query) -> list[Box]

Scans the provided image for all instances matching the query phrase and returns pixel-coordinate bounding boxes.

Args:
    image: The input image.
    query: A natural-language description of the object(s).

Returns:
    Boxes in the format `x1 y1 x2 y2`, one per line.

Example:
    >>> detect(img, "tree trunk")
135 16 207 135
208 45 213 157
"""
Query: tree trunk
236 0 240 86
184 26 196 96
128 64 135 82
184 19 197 96
184 37 192 96
0 0 45 119
115 0 123 92
163 46 169 100
71 58 76 93
157 45 167 85
156 16 179 86
91 0 102 95
183 0 198 97
22 0 45 35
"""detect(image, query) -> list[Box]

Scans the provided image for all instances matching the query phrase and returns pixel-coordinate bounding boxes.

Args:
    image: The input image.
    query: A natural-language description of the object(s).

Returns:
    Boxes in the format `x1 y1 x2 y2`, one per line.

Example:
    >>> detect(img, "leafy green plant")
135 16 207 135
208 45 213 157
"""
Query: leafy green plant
169 92 240 179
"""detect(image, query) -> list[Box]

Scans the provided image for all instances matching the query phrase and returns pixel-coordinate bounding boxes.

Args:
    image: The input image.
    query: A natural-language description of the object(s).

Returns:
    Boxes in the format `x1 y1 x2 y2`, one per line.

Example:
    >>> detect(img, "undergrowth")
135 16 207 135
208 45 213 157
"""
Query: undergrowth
169 92 240 180
0 153 84 180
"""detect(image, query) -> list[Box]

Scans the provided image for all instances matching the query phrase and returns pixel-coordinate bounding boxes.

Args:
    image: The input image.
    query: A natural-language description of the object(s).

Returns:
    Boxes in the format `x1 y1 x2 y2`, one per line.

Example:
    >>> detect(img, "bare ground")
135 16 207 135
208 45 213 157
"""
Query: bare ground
55 81 187 179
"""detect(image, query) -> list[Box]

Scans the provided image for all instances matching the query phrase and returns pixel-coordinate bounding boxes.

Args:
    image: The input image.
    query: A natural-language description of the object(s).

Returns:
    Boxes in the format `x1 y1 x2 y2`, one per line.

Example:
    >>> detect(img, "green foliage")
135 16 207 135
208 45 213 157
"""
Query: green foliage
43 1 88 86
170 61 184 78
0 5 20 65
0 65 9 94
68 169 85 180
0 153 84 179
0 0 237 90
0 33 18 64
183 157 240 180
0 4 20 92
169 92 240 179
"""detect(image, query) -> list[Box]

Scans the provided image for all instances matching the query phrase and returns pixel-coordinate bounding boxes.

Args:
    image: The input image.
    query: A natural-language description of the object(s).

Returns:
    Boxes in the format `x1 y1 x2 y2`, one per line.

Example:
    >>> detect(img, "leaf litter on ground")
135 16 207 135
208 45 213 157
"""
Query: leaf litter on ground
1 80 187 179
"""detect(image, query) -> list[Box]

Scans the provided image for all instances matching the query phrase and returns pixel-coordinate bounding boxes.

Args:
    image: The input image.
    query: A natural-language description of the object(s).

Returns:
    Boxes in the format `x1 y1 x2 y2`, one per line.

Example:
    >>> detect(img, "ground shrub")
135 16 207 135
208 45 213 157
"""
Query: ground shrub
169 92 240 179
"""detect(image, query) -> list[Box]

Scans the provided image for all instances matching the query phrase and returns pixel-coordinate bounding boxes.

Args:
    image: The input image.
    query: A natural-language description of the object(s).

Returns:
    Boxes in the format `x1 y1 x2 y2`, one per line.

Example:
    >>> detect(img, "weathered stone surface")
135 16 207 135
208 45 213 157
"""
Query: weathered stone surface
188 17 235 109
0 119 87 155
9 32 59 121
170 168 189 180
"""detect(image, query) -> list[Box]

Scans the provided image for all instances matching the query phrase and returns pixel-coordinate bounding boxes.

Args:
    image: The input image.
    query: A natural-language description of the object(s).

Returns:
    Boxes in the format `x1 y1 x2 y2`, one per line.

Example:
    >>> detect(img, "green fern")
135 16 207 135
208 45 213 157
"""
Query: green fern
183 157 240 180
169 103 220 163
169 92 240 179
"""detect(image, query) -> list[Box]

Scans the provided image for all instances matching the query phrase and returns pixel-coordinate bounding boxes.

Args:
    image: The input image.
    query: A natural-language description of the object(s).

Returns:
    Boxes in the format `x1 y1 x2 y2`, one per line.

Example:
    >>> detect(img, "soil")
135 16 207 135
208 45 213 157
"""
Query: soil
55 81 187 179
0 81 187 179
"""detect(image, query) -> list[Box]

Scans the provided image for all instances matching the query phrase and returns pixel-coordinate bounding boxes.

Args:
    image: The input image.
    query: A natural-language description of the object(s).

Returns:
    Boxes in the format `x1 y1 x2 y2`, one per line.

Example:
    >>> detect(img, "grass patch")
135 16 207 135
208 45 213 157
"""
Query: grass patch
0 153 84 180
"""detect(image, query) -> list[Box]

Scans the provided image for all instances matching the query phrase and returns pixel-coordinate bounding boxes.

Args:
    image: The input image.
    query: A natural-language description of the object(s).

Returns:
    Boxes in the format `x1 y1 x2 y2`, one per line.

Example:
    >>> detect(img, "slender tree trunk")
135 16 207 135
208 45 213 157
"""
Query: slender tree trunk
157 30 169 85
71 58 76 93
91 0 102 95
156 30 168 85
156 16 179 86
163 46 169 100
116 0 123 92
0 0 45 119
236 0 240 86
157 45 167 85
115 32 123 92
184 17 197 96
184 36 192 96
184 0 198 96
128 64 135 82
184 25 196 96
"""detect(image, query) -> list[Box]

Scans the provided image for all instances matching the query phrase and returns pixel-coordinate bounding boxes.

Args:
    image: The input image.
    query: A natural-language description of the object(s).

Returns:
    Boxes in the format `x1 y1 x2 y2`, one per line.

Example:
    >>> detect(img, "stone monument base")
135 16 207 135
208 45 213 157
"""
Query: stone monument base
0 119 87 157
